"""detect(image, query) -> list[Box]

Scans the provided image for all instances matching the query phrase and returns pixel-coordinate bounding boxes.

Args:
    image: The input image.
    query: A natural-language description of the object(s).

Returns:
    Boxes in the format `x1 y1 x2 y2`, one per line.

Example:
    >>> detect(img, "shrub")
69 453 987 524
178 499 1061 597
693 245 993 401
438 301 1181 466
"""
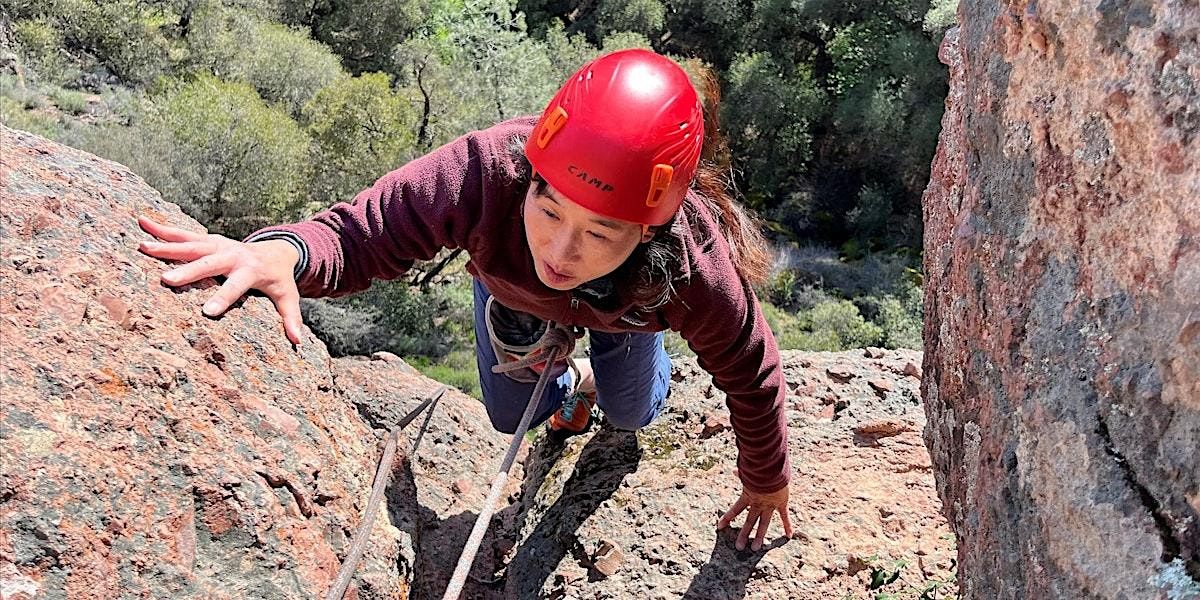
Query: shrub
11 0 175 86
0 96 63 137
662 330 696 359
777 244 914 299
181 4 343 114
760 302 806 349
145 76 309 238
407 349 481 399
808 299 883 350
95 84 144 125
11 18 76 85
181 1 260 75
48 86 88 115
231 22 345 114
73 121 177 192
858 283 923 350
0 75 46 110
301 275 475 359
287 0 426 75
760 268 796 307
302 73 419 206
763 298 882 351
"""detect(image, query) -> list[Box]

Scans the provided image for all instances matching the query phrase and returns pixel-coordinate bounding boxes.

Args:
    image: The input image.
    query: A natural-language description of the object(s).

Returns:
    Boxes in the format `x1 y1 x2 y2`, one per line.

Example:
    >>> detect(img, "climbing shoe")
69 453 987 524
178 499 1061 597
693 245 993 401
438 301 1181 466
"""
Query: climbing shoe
548 388 595 441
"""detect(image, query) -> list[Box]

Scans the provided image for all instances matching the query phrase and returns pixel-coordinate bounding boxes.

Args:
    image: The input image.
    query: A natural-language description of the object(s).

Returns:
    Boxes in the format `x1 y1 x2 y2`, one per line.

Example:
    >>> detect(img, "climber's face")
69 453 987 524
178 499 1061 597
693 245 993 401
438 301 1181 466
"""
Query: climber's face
523 173 652 290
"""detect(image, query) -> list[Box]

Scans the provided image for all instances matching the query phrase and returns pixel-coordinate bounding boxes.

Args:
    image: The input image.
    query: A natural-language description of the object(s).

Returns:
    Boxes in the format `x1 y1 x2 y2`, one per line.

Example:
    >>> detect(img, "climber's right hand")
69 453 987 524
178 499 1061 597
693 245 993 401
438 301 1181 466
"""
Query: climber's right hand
136 216 305 345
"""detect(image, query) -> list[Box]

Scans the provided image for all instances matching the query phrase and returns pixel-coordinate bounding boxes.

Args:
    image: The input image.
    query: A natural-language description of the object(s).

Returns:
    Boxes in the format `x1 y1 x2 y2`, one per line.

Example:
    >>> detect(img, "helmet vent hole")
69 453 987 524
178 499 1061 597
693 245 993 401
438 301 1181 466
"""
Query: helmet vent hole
678 122 688 130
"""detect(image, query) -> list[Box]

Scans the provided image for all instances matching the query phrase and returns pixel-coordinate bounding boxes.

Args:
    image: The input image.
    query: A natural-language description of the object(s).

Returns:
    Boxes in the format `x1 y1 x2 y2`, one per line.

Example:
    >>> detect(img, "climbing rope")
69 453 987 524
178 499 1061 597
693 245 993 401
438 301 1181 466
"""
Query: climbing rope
441 321 580 600
325 310 580 599
324 386 445 600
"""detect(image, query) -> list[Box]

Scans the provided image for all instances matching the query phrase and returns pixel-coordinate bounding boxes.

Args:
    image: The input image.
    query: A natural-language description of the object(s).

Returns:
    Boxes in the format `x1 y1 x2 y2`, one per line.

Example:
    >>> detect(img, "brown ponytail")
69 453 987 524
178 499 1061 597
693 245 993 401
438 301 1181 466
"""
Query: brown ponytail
686 61 773 286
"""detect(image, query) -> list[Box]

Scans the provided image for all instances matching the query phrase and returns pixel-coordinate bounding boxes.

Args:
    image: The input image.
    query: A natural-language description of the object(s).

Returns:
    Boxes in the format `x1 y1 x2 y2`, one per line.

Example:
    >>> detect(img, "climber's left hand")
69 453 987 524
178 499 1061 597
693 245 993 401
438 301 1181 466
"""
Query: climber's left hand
717 483 793 551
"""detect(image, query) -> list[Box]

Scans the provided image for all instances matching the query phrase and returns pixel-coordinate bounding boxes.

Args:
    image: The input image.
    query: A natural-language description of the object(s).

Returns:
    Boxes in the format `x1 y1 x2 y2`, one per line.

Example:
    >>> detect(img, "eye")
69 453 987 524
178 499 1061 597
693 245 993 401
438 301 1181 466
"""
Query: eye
540 208 559 221
587 231 611 241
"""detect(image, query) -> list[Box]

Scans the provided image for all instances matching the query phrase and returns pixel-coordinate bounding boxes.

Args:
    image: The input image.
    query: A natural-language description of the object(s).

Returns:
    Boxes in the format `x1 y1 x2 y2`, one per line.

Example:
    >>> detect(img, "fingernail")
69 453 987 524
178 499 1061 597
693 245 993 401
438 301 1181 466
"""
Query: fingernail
141 241 159 249
202 301 219 316
163 269 178 279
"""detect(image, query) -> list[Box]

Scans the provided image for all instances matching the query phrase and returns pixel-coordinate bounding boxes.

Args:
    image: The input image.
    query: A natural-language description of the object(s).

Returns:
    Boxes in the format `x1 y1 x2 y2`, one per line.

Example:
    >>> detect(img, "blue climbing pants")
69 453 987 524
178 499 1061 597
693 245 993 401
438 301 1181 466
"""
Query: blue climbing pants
472 278 671 434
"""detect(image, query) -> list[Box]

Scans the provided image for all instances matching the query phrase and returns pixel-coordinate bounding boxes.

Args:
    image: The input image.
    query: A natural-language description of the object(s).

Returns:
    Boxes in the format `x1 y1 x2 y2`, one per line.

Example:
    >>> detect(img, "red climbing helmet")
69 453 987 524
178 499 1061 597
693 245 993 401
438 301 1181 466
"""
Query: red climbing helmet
525 48 704 226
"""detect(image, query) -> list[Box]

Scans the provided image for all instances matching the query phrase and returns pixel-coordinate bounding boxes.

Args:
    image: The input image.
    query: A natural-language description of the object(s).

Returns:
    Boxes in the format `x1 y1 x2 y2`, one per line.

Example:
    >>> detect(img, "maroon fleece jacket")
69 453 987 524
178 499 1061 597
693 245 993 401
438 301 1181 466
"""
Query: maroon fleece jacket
249 116 791 494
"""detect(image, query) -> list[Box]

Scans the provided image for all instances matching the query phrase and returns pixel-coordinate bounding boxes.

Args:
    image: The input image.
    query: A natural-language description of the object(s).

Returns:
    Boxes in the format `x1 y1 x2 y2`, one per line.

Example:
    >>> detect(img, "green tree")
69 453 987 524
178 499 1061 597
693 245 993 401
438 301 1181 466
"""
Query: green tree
924 0 959 35
231 21 344 113
302 72 420 208
600 30 652 52
5 0 176 85
10 18 76 84
179 0 260 75
722 51 823 207
588 0 665 42
393 0 557 150
519 0 663 46
280 0 427 75
847 183 893 244
178 3 345 114
541 20 601 82
147 75 309 237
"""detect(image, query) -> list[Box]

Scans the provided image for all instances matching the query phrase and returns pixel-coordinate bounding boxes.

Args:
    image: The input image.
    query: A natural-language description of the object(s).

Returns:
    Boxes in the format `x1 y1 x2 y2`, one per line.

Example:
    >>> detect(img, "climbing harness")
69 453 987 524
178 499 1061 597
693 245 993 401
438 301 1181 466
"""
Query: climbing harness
484 295 582 385
324 386 446 600
441 319 581 600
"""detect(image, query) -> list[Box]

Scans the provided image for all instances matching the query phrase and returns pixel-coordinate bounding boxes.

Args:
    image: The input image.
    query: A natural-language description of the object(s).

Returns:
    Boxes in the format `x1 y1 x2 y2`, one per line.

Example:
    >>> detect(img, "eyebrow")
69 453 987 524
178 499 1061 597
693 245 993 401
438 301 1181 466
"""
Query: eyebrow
541 191 624 231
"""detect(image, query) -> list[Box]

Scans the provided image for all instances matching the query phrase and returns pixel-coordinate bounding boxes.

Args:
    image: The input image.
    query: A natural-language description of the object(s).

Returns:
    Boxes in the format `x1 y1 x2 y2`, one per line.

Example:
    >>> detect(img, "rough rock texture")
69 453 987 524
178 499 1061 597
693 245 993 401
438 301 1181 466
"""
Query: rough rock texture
0 126 427 599
490 350 955 599
923 2 1199 599
1 126 956 598
328 355 525 599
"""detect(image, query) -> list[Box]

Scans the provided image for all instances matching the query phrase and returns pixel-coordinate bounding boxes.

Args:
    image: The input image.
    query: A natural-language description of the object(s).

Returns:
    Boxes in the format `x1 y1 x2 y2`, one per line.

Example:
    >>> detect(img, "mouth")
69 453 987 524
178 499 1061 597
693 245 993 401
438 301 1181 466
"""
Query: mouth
542 261 574 285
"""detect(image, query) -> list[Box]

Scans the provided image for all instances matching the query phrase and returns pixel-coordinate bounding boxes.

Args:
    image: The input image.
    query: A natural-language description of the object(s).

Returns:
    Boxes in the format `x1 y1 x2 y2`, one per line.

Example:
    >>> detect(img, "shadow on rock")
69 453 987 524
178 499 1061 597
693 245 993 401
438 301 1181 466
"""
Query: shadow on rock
380 430 582 600
504 427 643 597
384 456 518 600
681 528 789 600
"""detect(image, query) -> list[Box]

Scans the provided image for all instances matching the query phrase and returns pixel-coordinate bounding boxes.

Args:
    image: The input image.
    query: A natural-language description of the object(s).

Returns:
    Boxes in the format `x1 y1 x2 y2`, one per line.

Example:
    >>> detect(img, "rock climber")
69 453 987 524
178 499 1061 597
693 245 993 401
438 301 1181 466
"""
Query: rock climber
137 48 793 552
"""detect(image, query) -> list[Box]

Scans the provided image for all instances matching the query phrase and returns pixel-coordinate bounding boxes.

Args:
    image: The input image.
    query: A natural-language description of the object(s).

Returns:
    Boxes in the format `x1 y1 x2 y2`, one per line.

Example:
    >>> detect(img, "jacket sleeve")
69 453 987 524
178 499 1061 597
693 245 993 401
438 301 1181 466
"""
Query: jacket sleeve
245 117 533 298
665 248 791 495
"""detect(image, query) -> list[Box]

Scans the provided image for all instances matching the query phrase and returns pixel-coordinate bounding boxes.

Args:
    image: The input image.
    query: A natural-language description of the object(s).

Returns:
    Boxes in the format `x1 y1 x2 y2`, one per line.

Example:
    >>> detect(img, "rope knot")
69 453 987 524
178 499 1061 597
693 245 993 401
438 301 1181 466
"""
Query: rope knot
490 321 582 376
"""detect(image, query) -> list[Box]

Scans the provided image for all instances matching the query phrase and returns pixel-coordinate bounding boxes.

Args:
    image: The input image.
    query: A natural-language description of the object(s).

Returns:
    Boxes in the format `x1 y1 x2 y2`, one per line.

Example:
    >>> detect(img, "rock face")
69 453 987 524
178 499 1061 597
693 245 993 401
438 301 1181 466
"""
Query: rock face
495 350 956 599
1 126 955 599
922 2 1199 599
0 126 415 599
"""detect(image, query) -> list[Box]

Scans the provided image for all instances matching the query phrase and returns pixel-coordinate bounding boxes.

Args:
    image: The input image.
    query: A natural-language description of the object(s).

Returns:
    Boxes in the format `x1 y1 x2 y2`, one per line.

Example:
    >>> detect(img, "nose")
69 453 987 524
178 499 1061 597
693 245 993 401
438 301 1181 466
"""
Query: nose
546 229 582 266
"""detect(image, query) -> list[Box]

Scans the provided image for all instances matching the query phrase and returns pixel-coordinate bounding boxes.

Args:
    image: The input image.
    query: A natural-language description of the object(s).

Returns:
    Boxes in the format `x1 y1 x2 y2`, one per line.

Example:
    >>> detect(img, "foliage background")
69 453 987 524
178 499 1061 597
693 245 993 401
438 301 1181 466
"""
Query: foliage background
0 0 955 395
